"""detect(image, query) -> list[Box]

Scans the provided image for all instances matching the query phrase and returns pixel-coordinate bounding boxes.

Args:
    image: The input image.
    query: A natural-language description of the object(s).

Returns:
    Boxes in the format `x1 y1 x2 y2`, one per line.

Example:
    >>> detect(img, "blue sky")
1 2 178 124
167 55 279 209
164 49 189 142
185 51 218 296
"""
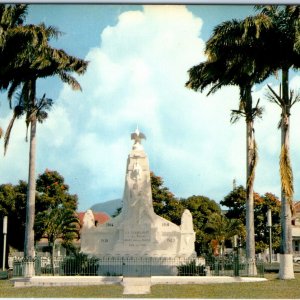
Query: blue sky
1 4 300 212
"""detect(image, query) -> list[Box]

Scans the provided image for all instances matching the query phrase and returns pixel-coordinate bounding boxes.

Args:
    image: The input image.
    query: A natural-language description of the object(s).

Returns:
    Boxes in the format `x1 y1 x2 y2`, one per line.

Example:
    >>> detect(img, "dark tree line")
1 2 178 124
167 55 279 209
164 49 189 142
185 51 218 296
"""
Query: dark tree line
0 170 79 269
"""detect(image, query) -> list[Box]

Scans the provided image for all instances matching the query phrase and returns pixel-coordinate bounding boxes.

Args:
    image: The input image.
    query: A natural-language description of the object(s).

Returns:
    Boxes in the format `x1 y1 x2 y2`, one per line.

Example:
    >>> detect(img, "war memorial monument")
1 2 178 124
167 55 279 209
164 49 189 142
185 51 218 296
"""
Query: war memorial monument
12 129 267 292
80 128 196 274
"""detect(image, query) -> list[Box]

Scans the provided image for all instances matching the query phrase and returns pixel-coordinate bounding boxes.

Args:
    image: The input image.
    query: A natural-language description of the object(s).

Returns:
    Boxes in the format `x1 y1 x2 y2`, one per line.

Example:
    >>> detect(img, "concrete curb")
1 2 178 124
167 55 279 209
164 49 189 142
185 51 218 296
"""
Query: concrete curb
151 276 267 285
11 275 267 293
12 276 123 287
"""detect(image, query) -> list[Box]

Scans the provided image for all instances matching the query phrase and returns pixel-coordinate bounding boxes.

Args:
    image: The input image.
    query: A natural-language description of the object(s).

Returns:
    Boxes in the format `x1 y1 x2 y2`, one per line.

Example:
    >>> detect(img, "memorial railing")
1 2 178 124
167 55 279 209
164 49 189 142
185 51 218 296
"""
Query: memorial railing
12 255 264 277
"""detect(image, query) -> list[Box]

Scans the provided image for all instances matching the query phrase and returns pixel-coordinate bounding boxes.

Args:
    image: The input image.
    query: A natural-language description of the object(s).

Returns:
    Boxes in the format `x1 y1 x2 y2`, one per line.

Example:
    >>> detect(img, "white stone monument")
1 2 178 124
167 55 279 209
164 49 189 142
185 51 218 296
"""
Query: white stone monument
81 128 196 259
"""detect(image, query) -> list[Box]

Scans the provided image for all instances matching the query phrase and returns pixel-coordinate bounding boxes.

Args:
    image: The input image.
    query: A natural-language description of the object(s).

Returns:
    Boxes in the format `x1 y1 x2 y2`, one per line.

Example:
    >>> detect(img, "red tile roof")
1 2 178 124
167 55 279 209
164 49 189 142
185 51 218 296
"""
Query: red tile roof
76 211 110 227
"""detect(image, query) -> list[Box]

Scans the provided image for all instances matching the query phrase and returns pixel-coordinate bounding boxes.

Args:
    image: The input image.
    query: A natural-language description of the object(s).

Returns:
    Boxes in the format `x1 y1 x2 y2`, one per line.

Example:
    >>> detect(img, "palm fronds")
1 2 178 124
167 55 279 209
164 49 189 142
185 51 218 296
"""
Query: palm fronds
4 105 24 155
280 144 294 213
247 138 258 193
231 98 263 124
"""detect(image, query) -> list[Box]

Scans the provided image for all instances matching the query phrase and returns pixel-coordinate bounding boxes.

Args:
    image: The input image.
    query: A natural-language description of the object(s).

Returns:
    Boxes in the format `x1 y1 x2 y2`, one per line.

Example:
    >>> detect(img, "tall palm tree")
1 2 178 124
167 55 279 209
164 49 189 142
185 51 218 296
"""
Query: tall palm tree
4 23 88 267
186 16 271 275
255 5 300 279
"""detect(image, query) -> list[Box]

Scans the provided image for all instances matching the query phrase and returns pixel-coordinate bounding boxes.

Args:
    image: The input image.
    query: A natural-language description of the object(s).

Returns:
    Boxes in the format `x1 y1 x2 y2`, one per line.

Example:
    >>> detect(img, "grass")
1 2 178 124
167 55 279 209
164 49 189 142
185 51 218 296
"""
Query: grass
0 273 300 298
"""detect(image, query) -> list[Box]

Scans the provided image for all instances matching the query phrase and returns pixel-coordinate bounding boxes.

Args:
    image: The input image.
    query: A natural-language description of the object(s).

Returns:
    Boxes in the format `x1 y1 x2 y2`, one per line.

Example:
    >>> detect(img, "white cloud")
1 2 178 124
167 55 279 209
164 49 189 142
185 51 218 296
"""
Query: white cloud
52 5 208 209
2 5 300 211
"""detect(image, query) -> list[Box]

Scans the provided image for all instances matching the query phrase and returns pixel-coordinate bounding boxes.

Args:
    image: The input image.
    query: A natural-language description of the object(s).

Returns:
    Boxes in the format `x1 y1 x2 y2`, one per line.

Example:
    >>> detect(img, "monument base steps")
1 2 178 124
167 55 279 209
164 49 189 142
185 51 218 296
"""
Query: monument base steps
122 277 151 294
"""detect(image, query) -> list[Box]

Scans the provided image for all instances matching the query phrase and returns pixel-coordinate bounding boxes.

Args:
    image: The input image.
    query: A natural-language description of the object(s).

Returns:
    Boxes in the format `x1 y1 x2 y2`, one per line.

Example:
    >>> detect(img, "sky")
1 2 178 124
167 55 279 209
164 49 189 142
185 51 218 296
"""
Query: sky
1 4 300 212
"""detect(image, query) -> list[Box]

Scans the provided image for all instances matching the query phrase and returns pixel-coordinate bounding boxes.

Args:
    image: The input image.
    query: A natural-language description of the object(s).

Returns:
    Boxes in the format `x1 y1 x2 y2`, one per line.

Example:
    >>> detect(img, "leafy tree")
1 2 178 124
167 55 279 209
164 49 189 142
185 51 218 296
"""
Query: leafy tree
0 170 78 268
3 22 88 260
0 184 16 216
0 181 26 268
152 173 223 255
221 185 247 222
255 192 281 253
181 195 221 255
7 181 27 251
35 169 79 243
36 169 77 213
221 186 281 253
151 172 185 225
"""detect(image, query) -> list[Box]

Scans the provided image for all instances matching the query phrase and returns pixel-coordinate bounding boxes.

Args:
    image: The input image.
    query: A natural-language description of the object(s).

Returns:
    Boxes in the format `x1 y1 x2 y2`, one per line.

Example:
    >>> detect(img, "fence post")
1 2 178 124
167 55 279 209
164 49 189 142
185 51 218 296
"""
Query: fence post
234 250 239 276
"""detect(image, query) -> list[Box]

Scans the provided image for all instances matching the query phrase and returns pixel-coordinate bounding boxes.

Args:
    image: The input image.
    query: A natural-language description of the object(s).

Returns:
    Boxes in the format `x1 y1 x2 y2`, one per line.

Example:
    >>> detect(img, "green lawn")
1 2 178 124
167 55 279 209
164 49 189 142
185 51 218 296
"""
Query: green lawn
0 273 299 298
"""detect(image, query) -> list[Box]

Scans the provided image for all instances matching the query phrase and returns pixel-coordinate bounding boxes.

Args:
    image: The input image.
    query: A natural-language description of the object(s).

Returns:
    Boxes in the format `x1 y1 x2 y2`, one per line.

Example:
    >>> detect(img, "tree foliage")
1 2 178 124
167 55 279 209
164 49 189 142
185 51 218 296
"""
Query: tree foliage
0 170 79 256
36 169 77 212
181 195 221 254
0 181 27 252
151 172 185 225
34 169 79 245
205 213 244 256
221 185 281 253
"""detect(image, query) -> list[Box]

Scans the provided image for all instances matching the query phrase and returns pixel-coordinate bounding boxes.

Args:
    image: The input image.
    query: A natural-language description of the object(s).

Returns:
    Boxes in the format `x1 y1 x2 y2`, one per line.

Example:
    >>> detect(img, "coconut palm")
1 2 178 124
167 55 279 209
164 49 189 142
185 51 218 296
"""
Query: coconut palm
255 5 300 279
4 23 88 264
186 15 272 275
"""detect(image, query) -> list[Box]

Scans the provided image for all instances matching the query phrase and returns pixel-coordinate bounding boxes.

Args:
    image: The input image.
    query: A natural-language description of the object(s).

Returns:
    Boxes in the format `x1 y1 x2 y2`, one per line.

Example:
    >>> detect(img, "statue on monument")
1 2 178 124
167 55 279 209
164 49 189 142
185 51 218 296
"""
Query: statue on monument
131 127 146 150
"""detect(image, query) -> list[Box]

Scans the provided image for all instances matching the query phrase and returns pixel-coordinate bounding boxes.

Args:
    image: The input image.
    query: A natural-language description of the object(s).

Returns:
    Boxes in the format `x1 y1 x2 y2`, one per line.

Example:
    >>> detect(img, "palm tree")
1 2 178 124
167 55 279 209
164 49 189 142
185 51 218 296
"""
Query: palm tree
35 206 79 275
4 23 88 267
255 5 300 279
186 15 271 275
205 213 243 257
0 4 29 137
0 4 28 80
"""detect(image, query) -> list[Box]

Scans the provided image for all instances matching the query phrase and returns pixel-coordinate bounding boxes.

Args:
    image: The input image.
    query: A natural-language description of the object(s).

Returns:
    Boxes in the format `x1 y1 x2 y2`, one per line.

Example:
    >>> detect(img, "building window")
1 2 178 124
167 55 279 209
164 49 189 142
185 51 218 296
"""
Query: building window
295 240 300 252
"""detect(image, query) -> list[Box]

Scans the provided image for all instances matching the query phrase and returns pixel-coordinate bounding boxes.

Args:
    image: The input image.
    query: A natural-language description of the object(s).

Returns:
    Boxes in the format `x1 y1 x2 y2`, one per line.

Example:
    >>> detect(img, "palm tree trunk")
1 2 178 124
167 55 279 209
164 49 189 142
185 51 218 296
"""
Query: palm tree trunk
23 80 37 277
279 68 294 279
245 85 257 276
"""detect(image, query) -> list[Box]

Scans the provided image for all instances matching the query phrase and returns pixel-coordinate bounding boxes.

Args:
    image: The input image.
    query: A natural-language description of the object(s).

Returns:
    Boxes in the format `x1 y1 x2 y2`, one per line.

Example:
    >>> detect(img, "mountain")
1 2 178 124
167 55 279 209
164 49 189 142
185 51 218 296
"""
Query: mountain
90 199 122 216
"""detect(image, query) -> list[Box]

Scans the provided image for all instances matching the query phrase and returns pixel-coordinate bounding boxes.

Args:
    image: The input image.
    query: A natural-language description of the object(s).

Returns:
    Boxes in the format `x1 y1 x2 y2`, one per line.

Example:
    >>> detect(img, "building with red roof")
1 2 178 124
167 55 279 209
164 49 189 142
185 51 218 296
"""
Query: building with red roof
77 211 110 228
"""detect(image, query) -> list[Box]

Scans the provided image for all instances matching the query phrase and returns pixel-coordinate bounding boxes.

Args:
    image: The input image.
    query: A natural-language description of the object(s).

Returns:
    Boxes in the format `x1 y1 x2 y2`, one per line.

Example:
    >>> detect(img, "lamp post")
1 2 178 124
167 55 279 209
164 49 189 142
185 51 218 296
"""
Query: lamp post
2 216 7 271
267 209 272 263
